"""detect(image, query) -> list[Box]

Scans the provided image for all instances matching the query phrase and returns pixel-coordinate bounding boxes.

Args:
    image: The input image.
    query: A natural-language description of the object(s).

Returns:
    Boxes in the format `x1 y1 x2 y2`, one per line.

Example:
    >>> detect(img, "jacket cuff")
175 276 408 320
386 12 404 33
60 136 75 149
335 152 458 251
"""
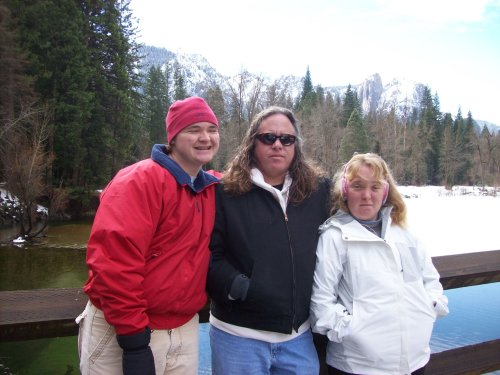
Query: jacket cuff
117 327 151 351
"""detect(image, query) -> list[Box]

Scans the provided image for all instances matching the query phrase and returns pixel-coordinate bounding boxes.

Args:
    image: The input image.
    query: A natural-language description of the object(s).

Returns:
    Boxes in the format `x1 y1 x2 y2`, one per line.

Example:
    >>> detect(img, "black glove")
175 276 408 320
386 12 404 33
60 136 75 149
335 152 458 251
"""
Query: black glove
116 327 155 375
229 274 250 301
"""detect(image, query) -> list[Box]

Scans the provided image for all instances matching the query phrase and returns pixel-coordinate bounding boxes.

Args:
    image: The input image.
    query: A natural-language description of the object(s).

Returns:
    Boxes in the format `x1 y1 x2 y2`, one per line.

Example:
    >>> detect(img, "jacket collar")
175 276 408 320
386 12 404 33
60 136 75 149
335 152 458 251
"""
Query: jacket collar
251 168 292 214
151 144 219 193
320 206 393 238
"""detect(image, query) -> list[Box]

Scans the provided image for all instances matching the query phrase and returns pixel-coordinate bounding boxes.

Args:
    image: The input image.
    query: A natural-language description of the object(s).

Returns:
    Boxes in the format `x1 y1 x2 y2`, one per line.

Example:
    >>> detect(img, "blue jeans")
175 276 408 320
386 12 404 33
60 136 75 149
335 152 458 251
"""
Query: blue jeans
209 325 319 375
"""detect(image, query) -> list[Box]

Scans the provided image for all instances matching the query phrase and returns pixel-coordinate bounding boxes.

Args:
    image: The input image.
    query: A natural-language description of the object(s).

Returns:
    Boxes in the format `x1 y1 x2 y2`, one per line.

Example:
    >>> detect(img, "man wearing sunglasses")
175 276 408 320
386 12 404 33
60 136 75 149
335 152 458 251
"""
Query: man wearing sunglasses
207 106 332 374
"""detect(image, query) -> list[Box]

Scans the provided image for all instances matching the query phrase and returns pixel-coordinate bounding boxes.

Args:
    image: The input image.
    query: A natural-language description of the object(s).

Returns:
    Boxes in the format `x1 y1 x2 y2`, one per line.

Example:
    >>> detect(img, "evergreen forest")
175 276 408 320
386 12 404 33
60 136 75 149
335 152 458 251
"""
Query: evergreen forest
1 1 499 233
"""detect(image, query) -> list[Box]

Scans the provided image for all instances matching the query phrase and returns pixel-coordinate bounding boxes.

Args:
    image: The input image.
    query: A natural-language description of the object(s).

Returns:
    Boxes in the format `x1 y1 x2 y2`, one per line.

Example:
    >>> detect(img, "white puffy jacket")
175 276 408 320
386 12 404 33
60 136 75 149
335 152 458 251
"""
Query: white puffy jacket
310 207 448 375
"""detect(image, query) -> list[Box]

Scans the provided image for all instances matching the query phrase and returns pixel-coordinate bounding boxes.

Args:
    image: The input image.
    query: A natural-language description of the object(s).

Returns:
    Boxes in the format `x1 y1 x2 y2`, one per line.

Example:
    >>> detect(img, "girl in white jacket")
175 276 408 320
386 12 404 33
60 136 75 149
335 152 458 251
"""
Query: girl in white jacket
310 153 448 375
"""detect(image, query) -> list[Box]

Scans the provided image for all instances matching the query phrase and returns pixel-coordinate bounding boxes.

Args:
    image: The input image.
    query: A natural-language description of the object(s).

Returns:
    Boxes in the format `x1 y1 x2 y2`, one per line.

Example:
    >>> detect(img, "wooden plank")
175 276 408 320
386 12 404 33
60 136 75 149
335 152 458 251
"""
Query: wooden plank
427 339 500 375
0 288 87 324
0 288 210 341
0 319 80 342
0 288 87 341
433 249 500 289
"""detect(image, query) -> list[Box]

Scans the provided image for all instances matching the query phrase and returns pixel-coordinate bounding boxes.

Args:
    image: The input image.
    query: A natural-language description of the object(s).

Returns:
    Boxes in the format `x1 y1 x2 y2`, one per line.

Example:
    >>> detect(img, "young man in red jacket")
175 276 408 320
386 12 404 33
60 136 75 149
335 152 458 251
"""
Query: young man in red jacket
77 96 220 375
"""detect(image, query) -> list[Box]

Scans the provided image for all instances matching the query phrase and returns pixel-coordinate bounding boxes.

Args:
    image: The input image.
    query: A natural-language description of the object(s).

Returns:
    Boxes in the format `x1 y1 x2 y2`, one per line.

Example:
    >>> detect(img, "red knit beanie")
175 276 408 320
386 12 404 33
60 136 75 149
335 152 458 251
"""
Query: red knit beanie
165 97 219 143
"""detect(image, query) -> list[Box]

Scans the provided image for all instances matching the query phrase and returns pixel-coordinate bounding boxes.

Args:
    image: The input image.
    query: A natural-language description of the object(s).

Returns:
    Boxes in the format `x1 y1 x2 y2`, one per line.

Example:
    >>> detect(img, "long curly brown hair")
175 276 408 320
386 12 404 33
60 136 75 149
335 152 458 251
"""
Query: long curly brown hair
222 106 324 203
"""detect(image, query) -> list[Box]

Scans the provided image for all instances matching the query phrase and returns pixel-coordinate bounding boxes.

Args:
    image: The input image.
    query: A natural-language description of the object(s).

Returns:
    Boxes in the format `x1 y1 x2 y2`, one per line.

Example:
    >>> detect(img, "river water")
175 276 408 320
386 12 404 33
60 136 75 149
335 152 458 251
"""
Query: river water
0 221 499 374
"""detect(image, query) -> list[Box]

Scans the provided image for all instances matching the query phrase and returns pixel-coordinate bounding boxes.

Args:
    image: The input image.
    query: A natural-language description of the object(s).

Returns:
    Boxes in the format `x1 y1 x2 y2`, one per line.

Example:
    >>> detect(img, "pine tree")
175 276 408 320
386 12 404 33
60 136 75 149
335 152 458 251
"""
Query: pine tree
341 84 360 127
0 0 37 182
418 86 442 184
202 85 225 170
315 85 325 106
300 66 314 102
173 61 187 100
296 66 318 115
439 113 457 187
205 85 225 124
457 111 476 184
492 132 500 186
80 0 142 187
143 65 170 145
451 108 473 184
338 109 370 164
479 126 500 185
0 1 36 122
8 0 94 187
477 126 492 186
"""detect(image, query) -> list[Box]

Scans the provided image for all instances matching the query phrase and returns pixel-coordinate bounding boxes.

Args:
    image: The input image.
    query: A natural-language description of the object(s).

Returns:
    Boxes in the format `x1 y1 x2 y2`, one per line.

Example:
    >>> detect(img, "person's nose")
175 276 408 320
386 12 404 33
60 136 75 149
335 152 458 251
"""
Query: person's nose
361 188 371 199
199 130 210 141
271 138 283 149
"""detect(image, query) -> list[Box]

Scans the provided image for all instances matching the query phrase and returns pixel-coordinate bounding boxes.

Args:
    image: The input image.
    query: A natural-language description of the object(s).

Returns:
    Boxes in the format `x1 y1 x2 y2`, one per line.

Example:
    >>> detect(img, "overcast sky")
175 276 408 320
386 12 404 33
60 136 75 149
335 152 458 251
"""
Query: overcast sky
129 0 500 125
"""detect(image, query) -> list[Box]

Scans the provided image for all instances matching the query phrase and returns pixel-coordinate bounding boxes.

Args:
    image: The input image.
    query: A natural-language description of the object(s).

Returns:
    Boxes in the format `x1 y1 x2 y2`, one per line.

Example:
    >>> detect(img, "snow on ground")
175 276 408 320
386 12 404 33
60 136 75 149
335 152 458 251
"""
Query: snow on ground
2 185 500 255
398 186 500 256
0 187 48 217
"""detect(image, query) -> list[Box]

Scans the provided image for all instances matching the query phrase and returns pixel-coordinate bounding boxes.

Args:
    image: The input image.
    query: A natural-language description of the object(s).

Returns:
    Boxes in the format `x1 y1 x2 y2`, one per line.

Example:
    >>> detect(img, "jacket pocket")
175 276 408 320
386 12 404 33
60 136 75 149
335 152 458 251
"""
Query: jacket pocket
86 305 116 363
242 270 279 314
78 302 119 371
342 300 398 365
397 243 422 282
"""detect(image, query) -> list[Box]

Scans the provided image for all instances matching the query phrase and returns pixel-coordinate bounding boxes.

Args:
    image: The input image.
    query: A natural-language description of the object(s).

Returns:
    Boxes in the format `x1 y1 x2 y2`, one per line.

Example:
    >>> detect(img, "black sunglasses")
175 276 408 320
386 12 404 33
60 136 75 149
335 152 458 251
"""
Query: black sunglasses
255 133 297 146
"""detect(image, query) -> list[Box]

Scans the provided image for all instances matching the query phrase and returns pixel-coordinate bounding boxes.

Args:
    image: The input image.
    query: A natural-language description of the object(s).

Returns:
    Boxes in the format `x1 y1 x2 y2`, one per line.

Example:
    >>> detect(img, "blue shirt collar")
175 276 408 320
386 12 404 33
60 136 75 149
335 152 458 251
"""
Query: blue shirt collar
150 144 219 193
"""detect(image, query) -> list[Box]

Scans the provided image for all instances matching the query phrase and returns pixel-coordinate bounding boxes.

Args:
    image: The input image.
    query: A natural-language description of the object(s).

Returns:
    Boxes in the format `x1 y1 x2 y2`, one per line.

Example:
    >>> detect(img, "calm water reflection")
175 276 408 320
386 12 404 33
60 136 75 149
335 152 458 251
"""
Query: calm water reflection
0 221 93 374
0 220 91 291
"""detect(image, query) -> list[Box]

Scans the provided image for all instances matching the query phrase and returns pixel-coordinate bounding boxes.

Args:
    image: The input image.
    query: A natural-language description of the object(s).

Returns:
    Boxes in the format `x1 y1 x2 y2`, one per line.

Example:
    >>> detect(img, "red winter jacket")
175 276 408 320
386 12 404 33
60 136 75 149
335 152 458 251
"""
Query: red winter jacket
84 145 218 335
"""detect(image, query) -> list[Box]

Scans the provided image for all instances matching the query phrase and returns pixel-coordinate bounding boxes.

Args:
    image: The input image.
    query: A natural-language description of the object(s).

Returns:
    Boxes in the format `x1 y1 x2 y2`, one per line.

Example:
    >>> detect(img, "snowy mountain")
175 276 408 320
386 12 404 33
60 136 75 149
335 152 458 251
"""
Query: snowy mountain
139 45 225 97
475 119 500 135
349 75 499 134
357 74 427 118
356 73 384 114
139 45 499 133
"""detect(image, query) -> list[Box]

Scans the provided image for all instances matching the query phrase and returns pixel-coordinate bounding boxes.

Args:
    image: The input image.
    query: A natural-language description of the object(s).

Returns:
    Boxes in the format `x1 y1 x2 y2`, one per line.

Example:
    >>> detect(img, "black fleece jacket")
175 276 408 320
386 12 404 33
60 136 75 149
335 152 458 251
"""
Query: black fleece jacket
207 178 331 334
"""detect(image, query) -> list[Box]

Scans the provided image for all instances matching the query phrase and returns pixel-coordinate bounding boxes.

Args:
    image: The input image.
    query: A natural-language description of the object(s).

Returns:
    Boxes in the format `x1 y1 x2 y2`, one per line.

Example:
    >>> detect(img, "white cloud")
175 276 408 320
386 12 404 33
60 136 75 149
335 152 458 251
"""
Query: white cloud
375 0 495 23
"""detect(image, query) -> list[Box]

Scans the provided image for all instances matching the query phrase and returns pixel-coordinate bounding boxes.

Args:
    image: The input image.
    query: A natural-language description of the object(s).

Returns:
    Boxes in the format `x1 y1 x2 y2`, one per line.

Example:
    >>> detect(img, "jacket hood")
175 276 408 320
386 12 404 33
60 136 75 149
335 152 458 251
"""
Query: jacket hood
319 206 394 237
151 144 219 193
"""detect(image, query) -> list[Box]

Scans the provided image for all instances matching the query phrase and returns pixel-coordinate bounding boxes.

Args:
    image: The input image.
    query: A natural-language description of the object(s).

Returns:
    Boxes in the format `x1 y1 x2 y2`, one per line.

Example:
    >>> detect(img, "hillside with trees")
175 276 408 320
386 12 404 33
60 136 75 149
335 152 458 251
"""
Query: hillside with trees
1 0 499 234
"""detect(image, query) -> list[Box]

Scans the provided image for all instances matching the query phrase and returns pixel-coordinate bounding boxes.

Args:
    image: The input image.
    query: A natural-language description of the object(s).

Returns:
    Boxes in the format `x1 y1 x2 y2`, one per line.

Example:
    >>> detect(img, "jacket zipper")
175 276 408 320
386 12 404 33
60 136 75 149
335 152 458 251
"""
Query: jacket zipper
283 211 298 332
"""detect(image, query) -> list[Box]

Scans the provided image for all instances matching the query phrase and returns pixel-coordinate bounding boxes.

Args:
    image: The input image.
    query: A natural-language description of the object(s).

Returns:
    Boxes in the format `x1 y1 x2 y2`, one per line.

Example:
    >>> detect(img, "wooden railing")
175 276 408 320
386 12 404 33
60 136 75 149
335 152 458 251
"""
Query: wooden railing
424 250 500 374
0 250 499 375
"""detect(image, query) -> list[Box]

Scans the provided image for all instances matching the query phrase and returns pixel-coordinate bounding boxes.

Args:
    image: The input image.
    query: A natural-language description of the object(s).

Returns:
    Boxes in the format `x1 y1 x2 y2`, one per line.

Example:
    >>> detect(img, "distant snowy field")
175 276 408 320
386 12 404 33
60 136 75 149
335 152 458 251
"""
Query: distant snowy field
398 186 500 256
